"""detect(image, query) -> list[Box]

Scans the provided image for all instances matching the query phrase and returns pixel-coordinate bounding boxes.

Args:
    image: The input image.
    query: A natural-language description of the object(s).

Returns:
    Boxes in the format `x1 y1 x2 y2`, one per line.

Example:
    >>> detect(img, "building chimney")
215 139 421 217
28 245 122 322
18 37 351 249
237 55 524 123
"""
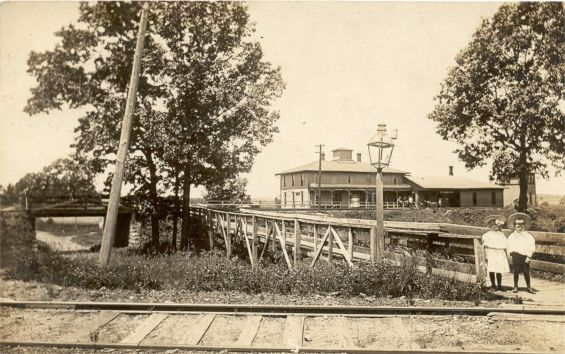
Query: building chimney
449 166 453 176
356 153 361 162
321 152 325 161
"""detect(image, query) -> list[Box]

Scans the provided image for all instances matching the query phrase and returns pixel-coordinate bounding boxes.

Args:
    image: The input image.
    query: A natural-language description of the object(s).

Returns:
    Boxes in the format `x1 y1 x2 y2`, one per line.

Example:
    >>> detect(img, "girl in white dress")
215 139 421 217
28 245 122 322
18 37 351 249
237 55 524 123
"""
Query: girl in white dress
481 215 510 291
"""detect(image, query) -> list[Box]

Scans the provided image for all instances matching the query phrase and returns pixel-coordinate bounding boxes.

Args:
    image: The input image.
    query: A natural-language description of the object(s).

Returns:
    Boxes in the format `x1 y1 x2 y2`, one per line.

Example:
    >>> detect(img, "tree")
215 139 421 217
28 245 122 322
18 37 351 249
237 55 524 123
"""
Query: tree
13 157 99 200
26 2 170 244
428 3 564 212
25 3 284 248
154 2 284 249
204 177 251 203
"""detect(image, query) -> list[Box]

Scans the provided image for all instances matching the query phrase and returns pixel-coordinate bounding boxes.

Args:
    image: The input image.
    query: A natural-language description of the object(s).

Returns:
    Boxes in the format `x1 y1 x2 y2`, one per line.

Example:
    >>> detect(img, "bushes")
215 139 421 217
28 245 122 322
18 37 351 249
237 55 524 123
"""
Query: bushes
0 211 36 267
5 248 161 291
4 248 492 302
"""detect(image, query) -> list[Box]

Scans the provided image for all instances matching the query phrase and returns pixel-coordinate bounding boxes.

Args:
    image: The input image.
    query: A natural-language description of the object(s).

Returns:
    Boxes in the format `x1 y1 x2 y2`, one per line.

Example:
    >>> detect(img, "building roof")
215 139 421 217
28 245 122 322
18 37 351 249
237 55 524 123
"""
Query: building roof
332 148 353 151
405 175 504 190
276 160 408 175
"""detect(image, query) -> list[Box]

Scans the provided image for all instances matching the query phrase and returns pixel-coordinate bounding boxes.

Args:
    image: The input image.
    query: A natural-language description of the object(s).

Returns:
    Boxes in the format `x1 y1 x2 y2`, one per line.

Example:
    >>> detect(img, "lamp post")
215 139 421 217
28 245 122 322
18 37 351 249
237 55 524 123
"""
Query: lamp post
367 124 397 263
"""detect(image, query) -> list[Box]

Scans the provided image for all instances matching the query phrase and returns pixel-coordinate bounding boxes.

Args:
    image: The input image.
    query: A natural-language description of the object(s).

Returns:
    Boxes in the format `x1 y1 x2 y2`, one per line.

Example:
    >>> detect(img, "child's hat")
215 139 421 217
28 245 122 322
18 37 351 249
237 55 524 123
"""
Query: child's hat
507 212 532 229
484 215 506 226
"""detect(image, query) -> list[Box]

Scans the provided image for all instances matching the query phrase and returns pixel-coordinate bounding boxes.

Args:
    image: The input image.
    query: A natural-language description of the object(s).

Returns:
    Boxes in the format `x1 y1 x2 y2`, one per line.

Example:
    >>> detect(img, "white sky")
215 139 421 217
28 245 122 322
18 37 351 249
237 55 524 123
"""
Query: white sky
1 1 564 199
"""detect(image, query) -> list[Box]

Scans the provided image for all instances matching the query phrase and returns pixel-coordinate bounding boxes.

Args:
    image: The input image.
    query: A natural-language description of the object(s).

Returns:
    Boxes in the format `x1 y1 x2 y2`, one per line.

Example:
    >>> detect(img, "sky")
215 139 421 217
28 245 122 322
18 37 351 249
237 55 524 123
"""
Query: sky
1 1 564 200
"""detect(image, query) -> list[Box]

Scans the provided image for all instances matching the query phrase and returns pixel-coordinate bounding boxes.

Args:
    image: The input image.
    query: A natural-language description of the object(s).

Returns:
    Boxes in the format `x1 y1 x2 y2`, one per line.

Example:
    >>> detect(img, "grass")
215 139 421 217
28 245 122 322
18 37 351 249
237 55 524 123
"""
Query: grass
2 247 496 302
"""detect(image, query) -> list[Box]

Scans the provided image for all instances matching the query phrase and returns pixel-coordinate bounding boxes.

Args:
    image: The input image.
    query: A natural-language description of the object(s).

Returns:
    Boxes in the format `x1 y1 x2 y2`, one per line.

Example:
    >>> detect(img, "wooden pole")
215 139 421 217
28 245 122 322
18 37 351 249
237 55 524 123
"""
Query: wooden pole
99 3 150 266
315 144 324 211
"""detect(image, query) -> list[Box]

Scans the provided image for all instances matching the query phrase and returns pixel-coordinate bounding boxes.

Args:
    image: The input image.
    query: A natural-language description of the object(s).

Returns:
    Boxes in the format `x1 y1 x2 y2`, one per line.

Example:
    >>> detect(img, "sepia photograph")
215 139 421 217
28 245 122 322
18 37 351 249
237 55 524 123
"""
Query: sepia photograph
1 1 564 352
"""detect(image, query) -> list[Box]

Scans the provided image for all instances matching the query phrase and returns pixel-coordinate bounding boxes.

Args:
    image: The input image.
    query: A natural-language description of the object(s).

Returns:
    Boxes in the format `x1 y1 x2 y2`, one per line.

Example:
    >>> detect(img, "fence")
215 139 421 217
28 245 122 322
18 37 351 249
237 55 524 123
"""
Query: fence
199 201 412 210
191 207 565 281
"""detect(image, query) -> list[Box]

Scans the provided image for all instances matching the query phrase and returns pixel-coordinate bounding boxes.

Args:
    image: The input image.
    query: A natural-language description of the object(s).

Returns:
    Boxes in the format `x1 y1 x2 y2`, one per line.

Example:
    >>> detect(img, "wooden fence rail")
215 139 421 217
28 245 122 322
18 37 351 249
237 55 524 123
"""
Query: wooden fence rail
190 207 565 281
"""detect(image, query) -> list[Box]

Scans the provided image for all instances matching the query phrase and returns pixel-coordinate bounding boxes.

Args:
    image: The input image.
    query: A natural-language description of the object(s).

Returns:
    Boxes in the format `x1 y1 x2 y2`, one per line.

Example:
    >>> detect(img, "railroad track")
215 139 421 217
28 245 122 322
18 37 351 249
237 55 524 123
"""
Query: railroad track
1 301 564 353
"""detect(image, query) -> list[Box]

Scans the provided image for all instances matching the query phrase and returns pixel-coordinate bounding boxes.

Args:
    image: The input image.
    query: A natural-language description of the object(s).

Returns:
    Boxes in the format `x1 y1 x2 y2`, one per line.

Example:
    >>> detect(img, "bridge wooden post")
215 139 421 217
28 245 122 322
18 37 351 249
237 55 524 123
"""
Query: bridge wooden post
294 220 301 264
252 215 258 267
327 225 333 262
370 226 377 263
226 212 232 258
473 238 486 282
313 224 318 253
282 220 286 246
271 220 276 252
348 227 354 261
207 210 214 250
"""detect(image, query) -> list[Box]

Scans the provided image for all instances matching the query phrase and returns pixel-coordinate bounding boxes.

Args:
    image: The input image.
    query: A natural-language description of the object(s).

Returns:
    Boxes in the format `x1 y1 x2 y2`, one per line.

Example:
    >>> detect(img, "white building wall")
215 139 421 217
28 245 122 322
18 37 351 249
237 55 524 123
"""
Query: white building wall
281 188 310 209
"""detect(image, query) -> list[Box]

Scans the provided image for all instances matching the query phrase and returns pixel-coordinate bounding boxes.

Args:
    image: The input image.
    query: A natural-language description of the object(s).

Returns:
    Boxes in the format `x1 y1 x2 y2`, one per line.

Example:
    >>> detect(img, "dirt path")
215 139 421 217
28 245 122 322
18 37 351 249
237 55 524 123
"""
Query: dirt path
35 231 89 252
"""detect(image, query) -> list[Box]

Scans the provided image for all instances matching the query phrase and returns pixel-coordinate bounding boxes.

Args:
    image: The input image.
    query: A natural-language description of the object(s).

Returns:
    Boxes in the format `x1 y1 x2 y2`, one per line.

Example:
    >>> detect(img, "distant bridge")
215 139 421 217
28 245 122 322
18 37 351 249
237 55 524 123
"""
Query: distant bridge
26 197 134 218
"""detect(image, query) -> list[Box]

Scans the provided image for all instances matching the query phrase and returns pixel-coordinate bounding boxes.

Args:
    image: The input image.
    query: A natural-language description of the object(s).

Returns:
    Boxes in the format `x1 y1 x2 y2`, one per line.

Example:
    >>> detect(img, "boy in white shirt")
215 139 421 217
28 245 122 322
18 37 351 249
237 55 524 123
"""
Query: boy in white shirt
507 213 536 294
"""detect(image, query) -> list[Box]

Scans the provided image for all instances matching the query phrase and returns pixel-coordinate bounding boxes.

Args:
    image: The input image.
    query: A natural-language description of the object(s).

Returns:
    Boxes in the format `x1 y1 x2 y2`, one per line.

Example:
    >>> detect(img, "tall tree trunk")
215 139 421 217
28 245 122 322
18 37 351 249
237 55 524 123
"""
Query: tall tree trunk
171 171 179 250
517 151 529 212
180 165 191 250
146 151 160 244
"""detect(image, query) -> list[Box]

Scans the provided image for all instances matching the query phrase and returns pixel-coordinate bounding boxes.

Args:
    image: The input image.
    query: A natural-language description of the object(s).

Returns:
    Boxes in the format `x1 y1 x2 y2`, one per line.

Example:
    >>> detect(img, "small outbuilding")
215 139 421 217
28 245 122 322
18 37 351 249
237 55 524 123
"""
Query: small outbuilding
405 174 505 207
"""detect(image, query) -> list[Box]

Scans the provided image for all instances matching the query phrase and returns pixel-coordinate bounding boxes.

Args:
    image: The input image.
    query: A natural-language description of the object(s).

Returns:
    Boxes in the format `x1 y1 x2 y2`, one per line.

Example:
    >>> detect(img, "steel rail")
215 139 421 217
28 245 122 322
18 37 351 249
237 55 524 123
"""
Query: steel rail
2 300 564 316
0 340 555 354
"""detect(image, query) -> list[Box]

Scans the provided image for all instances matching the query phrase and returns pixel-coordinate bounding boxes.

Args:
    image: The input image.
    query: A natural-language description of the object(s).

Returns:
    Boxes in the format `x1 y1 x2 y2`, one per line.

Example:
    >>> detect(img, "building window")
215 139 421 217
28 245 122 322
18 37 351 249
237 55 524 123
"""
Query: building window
284 192 287 205
283 176 286 188
301 173 304 186
491 191 496 206
394 176 397 184
472 192 477 206
301 191 304 205
292 174 295 187
348 175 351 183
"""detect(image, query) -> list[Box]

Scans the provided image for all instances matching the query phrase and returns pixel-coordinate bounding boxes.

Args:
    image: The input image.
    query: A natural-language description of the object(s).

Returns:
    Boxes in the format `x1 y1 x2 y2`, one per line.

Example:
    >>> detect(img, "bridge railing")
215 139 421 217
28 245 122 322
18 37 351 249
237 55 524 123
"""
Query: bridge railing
190 207 565 280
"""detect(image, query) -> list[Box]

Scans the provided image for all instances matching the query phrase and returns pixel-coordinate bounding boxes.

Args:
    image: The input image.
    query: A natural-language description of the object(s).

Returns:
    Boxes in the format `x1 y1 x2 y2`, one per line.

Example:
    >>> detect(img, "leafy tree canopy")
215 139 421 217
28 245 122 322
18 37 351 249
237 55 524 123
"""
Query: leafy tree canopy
11 158 99 200
25 2 284 246
429 2 565 211
203 177 251 203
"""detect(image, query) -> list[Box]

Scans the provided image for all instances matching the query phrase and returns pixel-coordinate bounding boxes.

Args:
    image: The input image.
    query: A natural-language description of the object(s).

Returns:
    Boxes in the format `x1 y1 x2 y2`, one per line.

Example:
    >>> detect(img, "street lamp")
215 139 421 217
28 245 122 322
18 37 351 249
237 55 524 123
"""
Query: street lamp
367 124 397 262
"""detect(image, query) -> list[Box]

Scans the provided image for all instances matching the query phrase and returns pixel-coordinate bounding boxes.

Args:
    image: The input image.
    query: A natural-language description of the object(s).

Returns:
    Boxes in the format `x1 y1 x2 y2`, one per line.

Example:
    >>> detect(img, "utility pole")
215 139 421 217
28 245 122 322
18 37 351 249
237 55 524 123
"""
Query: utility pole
315 144 324 211
99 3 150 266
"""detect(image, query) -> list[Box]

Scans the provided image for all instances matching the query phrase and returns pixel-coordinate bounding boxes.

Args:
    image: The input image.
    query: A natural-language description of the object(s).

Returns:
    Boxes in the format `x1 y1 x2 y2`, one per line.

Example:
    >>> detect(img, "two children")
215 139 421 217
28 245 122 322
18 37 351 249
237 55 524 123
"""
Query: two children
481 212 535 293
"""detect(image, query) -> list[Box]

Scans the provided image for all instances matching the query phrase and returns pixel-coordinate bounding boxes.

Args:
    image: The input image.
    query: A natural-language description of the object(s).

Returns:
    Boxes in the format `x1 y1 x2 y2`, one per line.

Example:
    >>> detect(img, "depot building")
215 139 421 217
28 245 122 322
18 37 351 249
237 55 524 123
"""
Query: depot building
276 148 505 209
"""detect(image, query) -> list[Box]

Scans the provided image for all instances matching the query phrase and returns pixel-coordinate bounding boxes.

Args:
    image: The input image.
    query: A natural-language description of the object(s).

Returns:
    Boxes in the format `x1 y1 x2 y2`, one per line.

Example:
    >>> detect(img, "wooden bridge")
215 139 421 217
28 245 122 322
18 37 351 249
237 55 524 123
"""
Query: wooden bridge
191 207 565 305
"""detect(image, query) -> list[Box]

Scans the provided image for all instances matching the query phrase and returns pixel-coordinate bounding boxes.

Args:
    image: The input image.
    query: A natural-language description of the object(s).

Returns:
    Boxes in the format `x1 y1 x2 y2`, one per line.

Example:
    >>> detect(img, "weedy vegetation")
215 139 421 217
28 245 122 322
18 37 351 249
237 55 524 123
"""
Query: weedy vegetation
3 246 497 302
